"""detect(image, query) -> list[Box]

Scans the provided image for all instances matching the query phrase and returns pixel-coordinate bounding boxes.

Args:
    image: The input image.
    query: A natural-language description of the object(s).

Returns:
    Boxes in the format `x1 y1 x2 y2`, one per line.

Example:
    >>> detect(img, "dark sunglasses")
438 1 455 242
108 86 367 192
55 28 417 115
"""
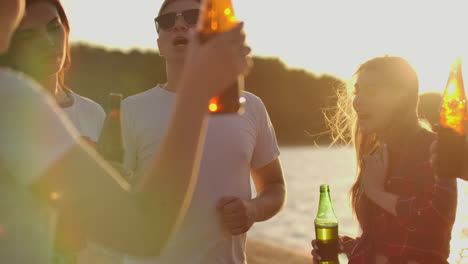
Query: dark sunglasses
155 9 200 31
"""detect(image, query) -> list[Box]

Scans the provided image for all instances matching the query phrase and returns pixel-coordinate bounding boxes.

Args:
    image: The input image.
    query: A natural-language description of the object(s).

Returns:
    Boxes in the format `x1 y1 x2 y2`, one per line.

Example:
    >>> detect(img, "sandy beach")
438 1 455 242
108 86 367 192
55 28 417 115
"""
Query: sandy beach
247 239 312 264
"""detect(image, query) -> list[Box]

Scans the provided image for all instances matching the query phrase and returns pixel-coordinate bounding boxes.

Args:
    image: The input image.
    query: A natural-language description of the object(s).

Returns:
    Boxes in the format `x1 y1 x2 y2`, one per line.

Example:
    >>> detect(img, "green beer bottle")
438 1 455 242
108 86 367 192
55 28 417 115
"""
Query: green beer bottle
314 184 339 264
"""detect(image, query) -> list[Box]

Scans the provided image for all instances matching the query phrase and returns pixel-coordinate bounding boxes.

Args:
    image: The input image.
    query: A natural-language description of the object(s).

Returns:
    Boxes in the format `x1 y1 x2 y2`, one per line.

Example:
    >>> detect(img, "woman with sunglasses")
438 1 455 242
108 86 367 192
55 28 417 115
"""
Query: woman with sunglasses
0 0 252 263
311 56 458 264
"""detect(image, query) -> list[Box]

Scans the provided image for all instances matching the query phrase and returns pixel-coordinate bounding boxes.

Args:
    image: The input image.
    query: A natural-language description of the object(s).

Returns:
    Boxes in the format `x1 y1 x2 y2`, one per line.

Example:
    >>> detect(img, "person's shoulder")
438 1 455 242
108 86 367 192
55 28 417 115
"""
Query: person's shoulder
243 91 268 113
243 91 265 107
0 69 42 96
413 128 437 158
419 128 437 144
121 86 163 120
71 93 103 109
123 86 162 104
0 68 27 83
243 91 262 102
71 92 105 116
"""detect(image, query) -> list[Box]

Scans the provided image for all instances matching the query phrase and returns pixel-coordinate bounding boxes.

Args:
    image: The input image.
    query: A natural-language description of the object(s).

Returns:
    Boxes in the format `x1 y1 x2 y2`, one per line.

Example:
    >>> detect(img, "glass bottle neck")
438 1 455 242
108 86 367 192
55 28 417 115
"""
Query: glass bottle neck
315 187 338 226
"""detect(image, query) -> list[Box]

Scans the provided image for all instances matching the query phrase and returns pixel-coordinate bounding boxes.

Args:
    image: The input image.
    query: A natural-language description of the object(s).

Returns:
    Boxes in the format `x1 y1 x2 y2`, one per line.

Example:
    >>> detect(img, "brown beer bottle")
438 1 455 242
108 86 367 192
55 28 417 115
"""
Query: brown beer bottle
97 93 124 163
197 0 246 114
315 184 339 264
439 58 467 136
437 58 467 179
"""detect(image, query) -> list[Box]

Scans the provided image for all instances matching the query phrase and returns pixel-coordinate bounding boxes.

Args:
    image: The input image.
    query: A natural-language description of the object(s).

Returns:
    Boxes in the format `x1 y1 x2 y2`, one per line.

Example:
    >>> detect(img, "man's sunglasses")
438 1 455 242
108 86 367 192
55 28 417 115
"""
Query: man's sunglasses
155 9 200 31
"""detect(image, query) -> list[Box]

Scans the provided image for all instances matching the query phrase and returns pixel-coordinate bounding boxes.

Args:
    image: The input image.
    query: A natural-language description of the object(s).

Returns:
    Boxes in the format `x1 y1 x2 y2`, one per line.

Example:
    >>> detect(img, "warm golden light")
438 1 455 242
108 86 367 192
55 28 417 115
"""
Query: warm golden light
211 21 218 31
50 192 61 201
209 102 218 112
198 0 237 35
439 58 467 136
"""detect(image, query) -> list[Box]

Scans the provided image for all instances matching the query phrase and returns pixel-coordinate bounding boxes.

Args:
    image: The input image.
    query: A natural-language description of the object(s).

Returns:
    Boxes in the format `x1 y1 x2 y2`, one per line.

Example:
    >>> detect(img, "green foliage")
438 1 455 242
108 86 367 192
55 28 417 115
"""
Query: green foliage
67 44 345 145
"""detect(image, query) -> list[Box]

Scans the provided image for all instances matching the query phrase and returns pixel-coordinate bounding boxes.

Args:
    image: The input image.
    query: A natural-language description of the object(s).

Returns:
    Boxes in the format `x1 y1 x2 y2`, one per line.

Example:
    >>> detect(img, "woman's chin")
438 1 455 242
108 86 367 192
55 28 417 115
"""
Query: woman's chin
27 65 60 80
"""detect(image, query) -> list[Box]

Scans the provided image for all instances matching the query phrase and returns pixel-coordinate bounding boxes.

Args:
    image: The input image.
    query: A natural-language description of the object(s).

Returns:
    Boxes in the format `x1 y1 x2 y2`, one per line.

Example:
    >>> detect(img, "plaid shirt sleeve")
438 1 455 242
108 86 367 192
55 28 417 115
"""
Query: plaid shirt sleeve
395 161 458 232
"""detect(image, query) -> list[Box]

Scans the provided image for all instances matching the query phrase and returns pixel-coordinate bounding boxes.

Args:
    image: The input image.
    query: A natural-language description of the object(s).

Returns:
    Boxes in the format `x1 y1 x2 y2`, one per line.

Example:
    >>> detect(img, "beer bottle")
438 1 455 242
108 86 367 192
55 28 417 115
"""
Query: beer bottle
315 184 339 264
437 58 467 179
197 0 246 114
97 93 124 163
439 58 467 136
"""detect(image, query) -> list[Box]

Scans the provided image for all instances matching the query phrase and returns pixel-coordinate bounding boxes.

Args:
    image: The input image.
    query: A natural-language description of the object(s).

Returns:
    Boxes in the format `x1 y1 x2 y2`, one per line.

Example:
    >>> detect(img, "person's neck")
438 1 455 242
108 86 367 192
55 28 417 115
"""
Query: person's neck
379 117 421 147
163 60 185 93
40 74 59 95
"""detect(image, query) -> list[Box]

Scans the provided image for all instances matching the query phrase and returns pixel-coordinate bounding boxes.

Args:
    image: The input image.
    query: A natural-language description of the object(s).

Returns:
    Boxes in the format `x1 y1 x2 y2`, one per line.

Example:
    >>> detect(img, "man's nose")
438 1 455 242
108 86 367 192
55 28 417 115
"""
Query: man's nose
173 14 189 32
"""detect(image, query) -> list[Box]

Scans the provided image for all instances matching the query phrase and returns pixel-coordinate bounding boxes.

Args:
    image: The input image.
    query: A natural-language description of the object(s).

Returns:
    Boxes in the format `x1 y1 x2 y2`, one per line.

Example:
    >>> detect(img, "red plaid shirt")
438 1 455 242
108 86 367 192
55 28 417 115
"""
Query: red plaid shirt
343 130 458 264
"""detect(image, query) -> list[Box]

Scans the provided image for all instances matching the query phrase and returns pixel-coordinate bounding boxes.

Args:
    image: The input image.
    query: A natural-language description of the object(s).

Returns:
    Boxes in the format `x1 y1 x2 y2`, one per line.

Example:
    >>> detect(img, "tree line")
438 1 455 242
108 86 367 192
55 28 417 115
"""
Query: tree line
67 44 346 145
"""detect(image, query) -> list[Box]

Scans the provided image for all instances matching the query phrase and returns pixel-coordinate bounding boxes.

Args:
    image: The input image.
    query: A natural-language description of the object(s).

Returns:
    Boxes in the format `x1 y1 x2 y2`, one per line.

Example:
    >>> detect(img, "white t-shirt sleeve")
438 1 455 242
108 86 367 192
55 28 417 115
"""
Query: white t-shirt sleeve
64 93 106 143
121 98 137 172
95 103 106 141
0 70 78 186
250 95 280 169
83 95 106 142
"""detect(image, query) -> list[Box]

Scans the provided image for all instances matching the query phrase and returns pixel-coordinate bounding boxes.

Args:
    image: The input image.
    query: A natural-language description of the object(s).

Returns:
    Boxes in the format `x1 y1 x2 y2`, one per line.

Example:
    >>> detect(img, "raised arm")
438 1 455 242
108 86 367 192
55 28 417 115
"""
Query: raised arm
4 24 251 257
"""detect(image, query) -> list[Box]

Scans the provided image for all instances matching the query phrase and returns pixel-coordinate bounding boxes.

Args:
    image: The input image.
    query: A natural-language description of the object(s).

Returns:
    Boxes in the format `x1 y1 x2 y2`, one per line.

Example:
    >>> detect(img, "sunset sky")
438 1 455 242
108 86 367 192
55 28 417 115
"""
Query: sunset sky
61 0 468 93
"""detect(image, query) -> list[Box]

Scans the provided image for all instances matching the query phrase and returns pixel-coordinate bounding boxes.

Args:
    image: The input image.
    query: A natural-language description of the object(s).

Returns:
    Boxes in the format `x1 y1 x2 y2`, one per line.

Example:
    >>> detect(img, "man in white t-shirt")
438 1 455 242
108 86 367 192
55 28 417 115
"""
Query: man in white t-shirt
0 0 252 262
122 1 286 263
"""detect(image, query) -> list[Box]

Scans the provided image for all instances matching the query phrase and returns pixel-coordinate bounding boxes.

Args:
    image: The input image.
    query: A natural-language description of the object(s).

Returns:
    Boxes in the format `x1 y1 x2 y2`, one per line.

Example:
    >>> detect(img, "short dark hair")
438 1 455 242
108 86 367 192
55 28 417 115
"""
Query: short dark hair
158 0 201 16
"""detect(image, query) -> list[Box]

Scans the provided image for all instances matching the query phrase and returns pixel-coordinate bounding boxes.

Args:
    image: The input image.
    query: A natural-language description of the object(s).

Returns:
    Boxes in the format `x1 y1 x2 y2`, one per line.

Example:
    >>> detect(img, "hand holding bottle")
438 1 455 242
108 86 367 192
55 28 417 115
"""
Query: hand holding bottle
179 23 251 104
311 237 344 264
197 0 247 113
314 184 340 263
433 58 468 180
430 129 466 180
